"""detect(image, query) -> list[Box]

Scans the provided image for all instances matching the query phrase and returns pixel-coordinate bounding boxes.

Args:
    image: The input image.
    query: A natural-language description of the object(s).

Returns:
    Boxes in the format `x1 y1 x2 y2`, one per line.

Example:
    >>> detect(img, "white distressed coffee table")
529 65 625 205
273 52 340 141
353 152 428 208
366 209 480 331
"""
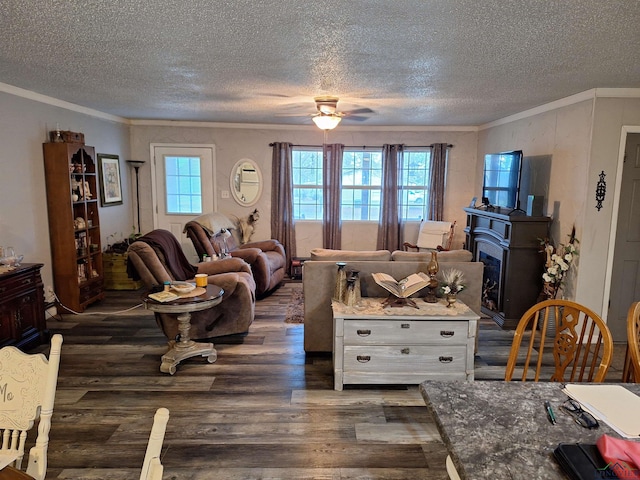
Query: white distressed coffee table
332 297 479 390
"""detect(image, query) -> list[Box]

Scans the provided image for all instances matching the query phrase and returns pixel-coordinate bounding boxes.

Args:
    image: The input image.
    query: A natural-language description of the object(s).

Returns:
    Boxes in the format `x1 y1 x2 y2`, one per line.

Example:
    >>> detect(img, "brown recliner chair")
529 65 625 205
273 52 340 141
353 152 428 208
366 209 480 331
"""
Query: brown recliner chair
127 229 256 340
184 218 286 297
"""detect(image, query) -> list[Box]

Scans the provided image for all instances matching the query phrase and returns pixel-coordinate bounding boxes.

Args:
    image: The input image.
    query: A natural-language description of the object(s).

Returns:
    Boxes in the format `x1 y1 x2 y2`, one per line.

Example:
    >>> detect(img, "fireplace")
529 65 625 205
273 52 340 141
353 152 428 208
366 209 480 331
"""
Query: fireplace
464 208 550 328
479 248 501 313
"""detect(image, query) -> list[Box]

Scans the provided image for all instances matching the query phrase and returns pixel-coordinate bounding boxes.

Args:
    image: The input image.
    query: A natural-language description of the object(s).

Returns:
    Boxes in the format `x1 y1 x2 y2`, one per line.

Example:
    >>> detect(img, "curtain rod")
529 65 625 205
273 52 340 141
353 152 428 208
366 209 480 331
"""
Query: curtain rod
269 143 453 149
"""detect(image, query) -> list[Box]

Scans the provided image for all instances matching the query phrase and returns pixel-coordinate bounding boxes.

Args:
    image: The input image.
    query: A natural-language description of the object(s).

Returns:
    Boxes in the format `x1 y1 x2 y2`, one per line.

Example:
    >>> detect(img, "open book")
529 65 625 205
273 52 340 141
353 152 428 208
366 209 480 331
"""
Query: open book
372 272 431 298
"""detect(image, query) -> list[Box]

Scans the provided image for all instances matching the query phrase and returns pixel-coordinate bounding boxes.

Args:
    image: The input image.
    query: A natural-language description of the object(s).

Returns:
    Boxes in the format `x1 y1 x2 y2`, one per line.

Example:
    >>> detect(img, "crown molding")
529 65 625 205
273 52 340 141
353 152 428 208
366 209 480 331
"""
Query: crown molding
479 90 597 130
129 118 478 132
479 88 640 130
0 82 128 124
4 81 638 131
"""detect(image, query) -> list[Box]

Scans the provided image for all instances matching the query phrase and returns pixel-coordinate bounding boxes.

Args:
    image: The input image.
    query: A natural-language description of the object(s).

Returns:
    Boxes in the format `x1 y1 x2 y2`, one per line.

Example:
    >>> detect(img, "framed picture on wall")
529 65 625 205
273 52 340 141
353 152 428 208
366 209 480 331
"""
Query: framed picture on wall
97 154 123 206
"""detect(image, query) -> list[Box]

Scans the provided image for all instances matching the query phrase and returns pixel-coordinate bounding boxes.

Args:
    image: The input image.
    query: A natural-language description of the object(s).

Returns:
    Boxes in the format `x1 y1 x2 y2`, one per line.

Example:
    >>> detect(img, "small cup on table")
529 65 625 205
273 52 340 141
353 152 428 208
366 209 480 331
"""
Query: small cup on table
195 273 208 288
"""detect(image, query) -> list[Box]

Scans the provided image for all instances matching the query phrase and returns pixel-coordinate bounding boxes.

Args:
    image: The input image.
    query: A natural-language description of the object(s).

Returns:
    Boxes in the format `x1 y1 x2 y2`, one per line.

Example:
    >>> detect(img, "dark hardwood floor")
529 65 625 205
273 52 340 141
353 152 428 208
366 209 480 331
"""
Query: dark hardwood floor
32 280 629 479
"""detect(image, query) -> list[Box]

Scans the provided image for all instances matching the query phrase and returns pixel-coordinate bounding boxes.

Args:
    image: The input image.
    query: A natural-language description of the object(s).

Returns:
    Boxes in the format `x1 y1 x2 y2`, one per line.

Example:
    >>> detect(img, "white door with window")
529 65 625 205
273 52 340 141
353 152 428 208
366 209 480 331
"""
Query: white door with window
151 144 216 262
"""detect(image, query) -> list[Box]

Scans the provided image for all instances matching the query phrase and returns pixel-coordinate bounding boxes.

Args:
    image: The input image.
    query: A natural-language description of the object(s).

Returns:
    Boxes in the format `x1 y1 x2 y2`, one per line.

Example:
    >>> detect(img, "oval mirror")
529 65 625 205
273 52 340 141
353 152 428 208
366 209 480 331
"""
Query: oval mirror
230 159 262 206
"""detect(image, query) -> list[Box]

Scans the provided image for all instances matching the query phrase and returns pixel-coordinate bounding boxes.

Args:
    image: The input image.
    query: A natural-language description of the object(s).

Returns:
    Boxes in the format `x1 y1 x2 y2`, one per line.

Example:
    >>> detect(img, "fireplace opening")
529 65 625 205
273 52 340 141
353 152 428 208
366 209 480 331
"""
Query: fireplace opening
480 251 501 312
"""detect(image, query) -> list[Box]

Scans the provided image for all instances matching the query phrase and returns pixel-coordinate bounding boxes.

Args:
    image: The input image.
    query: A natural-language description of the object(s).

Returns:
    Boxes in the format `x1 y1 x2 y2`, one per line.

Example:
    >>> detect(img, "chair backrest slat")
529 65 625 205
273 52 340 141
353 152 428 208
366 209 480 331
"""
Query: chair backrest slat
505 300 613 383
0 334 63 480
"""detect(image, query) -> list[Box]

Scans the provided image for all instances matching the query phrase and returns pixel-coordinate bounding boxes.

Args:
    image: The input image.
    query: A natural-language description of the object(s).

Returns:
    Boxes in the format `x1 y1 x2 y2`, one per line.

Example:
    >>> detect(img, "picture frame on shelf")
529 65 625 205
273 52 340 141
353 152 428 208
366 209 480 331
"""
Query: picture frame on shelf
97 154 123 206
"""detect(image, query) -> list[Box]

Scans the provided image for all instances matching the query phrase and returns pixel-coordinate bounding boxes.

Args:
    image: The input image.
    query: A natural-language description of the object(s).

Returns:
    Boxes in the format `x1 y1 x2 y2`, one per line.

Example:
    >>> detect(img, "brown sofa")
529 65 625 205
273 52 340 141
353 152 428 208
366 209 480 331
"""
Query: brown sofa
127 230 256 340
184 214 286 297
303 248 483 352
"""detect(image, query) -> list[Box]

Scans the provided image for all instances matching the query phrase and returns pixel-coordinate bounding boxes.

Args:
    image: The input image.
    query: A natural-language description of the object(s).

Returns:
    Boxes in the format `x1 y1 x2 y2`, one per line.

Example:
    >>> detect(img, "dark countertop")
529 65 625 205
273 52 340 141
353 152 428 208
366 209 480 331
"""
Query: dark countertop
420 380 640 480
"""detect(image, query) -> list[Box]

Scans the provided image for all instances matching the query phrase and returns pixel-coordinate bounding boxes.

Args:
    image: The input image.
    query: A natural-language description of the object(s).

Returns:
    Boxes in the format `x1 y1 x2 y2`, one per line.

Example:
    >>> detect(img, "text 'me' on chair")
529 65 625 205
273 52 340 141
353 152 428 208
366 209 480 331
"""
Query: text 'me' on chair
139 408 170 480
504 300 613 383
624 302 640 383
403 220 456 252
0 334 63 480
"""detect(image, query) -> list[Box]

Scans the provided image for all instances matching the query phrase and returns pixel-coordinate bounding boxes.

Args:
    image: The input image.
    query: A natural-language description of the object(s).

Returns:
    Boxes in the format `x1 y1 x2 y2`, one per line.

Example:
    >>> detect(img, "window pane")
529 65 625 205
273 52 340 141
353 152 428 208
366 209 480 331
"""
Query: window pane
340 150 382 221
292 149 323 220
400 150 431 220
164 156 203 214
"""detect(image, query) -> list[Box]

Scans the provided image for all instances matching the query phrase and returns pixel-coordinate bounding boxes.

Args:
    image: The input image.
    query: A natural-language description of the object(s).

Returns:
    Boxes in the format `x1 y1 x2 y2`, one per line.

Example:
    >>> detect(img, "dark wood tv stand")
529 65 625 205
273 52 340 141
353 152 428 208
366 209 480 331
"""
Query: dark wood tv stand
463 208 551 328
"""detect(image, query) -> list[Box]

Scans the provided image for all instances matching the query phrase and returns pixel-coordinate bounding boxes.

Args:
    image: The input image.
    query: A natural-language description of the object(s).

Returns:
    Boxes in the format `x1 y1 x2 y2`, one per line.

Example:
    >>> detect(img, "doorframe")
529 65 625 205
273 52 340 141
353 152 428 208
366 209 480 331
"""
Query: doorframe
149 143 217 230
602 125 640 320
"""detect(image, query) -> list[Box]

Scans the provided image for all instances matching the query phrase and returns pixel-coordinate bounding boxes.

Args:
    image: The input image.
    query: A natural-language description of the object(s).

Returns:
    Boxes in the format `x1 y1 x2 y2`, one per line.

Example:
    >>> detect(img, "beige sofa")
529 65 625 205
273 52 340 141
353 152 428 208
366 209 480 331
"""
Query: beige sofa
303 248 483 352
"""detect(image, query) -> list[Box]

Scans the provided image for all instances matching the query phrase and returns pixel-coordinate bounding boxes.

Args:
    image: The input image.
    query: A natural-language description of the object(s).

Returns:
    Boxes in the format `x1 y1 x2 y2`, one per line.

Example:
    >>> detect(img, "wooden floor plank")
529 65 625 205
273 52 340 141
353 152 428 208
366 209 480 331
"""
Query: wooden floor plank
30 280 541 478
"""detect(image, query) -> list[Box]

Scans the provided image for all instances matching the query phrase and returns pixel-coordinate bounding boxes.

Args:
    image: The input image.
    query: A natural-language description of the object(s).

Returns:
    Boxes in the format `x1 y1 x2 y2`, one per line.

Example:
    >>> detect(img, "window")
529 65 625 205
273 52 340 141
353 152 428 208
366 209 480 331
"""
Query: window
292 149 323 220
341 150 382 221
291 147 432 221
400 149 431 220
164 156 203 214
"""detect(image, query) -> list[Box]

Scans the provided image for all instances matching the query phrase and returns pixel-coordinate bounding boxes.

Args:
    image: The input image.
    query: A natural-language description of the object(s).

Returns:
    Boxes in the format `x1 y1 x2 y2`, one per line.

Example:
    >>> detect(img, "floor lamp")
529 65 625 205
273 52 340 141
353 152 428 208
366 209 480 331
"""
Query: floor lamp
126 160 145 234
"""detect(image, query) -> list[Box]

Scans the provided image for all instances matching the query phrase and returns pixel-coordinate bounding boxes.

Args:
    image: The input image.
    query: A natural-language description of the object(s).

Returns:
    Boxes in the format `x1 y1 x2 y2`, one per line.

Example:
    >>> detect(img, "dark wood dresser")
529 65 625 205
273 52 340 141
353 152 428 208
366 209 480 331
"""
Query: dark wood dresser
0 263 48 349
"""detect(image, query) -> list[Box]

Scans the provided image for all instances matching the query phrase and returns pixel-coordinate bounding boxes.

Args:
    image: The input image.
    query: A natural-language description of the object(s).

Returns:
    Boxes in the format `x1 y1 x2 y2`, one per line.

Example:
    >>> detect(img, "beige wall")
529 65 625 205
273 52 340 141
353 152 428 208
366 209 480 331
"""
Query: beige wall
477 95 640 322
130 125 478 256
585 97 640 320
3 85 638 318
0 91 131 294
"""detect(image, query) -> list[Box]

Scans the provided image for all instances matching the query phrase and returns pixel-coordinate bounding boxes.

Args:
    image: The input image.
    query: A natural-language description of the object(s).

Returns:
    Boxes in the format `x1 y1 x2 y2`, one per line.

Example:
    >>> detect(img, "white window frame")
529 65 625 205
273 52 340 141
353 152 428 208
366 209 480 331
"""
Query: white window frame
400 149 431 221
292 148 323 220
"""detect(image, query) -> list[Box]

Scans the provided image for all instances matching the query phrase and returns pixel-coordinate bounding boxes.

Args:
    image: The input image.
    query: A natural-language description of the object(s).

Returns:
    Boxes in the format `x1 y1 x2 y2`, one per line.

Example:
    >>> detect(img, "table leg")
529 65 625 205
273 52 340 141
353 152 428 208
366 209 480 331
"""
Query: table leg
160 311 217 375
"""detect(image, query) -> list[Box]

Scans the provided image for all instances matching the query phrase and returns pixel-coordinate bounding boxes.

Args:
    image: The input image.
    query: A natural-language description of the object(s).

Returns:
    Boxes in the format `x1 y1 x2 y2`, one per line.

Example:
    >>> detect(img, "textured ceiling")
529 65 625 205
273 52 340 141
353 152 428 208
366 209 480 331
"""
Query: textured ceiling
1 1 639 126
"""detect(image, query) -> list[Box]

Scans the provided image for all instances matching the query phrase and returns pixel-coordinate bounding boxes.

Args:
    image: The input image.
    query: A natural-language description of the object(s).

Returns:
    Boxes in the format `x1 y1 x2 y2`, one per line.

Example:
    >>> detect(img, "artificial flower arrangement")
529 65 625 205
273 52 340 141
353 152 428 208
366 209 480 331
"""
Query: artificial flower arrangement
440 268 465 296
539 226 579 299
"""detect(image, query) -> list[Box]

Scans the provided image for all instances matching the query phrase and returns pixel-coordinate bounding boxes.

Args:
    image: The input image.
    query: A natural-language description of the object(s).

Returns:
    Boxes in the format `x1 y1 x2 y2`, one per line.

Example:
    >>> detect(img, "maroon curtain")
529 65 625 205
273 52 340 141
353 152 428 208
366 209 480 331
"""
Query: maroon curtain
428 143 449 221
322 143 344 249
376 144 403 251
270 142 296 275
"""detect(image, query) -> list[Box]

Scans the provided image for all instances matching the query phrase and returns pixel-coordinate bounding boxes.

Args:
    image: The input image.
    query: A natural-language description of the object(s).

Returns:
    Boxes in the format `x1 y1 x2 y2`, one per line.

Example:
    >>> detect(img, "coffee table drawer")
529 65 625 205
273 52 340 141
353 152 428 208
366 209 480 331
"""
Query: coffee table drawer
343 344 467 374
343 319 468 345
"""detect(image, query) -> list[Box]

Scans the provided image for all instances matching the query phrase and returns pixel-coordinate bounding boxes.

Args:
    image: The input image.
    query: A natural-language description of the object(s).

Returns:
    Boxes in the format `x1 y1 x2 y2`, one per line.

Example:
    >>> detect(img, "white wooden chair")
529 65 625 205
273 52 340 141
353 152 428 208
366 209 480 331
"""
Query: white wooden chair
446 454 461 480
0 334 63 480
403 220 456 251
140 408 170 480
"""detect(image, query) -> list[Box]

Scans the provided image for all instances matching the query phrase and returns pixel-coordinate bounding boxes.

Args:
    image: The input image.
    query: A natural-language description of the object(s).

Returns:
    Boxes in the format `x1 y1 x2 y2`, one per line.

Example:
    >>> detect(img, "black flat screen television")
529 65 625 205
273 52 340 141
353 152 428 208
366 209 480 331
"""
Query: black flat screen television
482 150 523 210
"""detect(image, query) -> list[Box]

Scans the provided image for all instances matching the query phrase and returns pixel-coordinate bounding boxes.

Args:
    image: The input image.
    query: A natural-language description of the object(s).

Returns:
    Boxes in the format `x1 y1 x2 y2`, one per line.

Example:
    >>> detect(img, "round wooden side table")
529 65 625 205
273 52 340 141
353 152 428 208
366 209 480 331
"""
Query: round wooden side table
144 284 224 375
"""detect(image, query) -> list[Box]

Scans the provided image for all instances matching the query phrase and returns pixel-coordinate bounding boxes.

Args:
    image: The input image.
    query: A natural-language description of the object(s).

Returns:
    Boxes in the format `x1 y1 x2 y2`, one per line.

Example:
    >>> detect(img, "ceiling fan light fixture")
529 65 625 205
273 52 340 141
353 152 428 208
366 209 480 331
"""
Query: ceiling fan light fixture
312 114 342 130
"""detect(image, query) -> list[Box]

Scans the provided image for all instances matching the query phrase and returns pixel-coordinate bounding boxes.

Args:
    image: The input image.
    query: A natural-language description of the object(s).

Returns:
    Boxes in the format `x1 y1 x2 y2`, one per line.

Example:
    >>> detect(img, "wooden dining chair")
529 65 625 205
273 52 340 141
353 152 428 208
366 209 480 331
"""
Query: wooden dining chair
139 408 170 480
504 300 613 382
0 334 63 480
625 302 640 383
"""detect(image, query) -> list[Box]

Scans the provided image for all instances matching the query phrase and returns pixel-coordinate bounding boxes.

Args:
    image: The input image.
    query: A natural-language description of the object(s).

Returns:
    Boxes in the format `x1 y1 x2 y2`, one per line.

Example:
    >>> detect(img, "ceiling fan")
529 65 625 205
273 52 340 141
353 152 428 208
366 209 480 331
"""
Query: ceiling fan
311 96 373 130
277 96 373 130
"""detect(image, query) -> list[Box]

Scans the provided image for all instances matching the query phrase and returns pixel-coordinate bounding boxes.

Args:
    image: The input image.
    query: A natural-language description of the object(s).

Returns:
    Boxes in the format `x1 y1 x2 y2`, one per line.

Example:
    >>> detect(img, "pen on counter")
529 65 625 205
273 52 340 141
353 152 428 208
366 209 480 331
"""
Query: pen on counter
544 401 556 425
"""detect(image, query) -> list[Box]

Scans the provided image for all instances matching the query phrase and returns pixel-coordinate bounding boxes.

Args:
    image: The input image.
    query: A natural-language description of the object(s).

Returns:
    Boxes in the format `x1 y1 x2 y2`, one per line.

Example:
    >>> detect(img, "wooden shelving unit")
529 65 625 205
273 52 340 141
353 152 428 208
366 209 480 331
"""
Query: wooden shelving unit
43 142 105 313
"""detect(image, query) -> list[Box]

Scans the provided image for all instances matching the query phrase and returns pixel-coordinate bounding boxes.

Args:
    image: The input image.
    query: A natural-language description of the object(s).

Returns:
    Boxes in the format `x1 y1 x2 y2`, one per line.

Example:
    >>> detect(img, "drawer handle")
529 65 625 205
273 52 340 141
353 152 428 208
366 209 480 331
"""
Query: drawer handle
400 323 410 329
356 329 371 336
401 348 410 354
439 356 454 363
356 355 371 363
21 278 33 286
440 330 455 337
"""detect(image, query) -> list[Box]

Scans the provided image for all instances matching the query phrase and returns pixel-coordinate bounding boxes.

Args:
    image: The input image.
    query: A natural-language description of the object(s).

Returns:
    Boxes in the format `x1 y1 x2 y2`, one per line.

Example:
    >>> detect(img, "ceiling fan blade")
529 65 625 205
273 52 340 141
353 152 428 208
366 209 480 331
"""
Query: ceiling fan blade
344 115 370 122
343 107 374 115
274 112 313 117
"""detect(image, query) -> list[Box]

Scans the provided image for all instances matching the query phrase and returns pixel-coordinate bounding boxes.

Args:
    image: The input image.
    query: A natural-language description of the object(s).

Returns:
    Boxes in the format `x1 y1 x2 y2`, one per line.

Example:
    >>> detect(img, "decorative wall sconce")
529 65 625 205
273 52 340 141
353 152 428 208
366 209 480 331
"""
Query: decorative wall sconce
595 170 606 211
